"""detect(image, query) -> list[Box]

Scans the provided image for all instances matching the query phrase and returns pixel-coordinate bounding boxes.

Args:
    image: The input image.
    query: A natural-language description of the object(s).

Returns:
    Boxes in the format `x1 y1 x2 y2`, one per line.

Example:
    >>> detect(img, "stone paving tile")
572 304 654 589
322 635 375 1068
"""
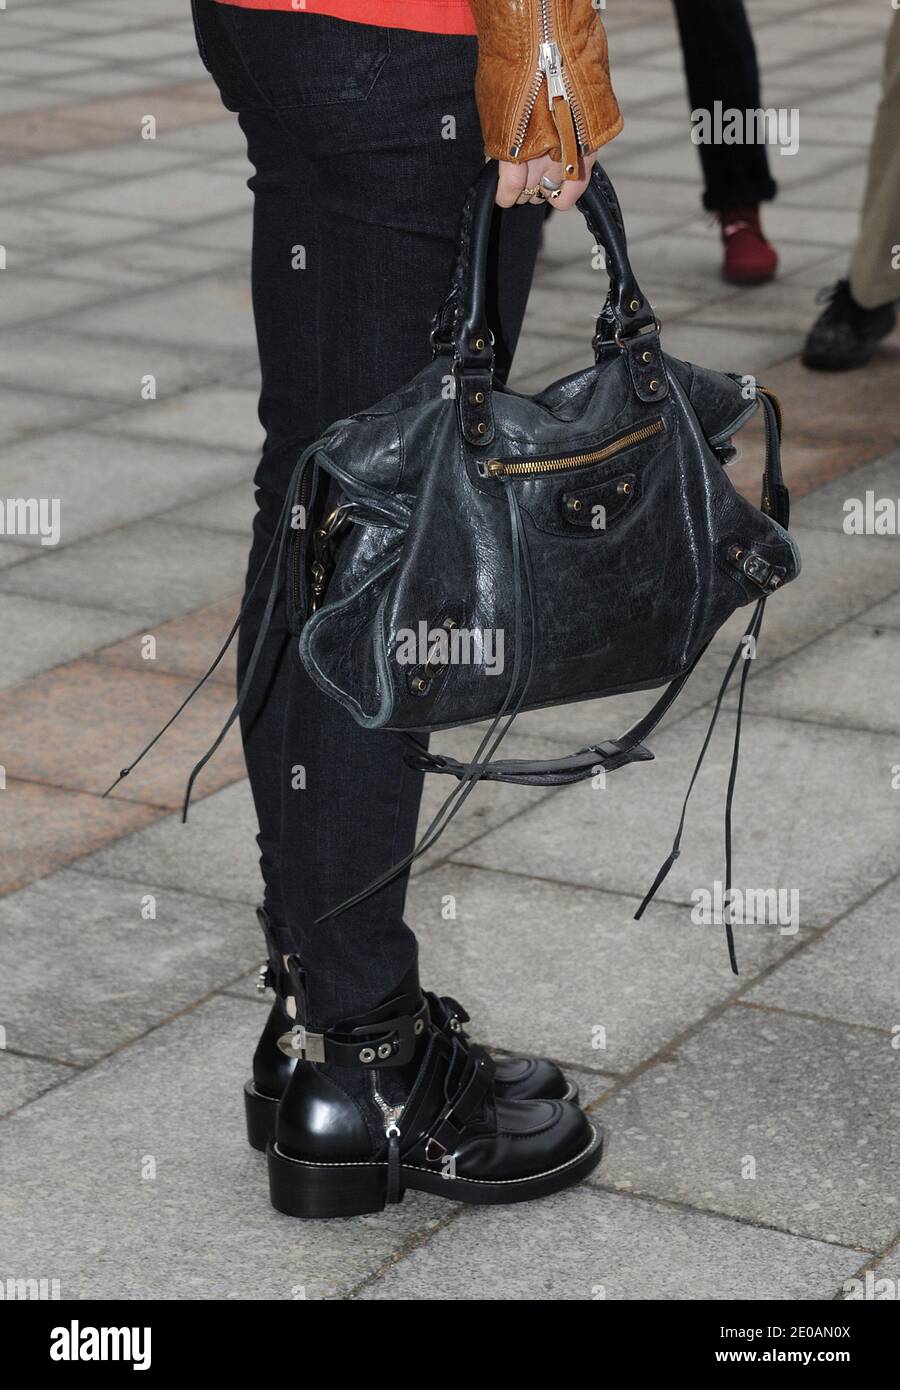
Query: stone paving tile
0 995 447 1298
28 235 244 292
458 710 900 930
94 593 241 686
0 81 222 159
156 483 256 536
92 384 264 452
50 27 193 64
405 864 789 1074
1 204 162 267
743 623 900 735
358 1184 862 1301
32 139 200 181
73 780 262 908
859 591 900 631
158 209 252 255
0 540 32 572
0 326 249 401
595 1009 899 1250
48 166 250 226
788 449 900 534
57 273 258 353
655 321 801 377
0 594 147 690
0 519 250 621
0 869 261 1064
0 387 112 445
0 1052 74 1120
2 159 89 201
0 431 253 548
860 1243 900 1299
744 875 900 1033
0 658 245 809
0 48 100 78
687 279 836 336
0 780 158 896
760 356 900 454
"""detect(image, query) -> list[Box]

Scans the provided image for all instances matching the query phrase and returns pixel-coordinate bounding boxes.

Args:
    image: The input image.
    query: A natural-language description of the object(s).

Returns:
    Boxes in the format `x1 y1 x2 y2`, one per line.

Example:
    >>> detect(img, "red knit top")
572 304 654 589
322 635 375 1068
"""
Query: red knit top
212 0 477 37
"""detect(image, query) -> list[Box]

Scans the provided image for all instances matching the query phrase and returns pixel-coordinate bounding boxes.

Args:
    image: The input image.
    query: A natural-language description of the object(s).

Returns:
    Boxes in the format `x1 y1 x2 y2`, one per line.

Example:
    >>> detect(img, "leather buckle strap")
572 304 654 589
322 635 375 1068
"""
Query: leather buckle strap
277 999 430 1068
404 739 653 787
424 1045 495 1162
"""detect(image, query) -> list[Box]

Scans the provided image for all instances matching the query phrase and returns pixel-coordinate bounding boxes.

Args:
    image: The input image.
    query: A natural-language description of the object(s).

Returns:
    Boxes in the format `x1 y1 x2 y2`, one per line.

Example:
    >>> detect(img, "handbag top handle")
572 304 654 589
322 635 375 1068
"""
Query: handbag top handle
433 160 668 445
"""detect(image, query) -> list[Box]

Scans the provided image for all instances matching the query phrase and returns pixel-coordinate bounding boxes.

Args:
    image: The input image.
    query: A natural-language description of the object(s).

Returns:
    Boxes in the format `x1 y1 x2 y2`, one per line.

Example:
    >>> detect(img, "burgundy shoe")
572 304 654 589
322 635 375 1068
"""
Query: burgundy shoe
717 205 778 286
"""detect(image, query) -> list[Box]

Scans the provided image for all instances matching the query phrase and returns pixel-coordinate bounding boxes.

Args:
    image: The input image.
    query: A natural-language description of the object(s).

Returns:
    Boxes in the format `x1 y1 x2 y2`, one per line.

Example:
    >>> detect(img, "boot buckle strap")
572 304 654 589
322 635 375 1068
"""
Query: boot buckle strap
276 999 430 1068
277 1025 326 1063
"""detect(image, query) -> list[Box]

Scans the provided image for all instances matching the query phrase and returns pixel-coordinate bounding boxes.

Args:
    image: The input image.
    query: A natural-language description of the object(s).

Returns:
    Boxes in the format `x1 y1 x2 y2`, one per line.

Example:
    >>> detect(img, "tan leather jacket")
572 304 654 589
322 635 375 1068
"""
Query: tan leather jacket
468 0 622 178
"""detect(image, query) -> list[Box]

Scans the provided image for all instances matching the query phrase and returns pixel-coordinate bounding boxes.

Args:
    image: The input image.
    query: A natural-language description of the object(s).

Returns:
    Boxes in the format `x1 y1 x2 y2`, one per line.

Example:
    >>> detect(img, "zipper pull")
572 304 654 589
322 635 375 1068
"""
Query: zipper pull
539 40 580 178
373 1085 404 1204
539 40 567 104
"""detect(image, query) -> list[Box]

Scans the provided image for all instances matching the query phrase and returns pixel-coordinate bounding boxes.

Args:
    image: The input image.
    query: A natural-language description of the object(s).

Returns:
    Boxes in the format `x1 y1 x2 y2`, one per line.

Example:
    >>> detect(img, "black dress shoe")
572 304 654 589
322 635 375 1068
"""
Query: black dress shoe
803 279 896 371
244 910 577 1152
266 961 602 1218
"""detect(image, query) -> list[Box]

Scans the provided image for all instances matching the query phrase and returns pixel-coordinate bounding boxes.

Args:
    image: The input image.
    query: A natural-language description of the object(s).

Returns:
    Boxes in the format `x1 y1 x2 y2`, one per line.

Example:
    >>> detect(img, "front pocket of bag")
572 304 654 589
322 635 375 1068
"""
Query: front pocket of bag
478 417 665 539
229 9 391 109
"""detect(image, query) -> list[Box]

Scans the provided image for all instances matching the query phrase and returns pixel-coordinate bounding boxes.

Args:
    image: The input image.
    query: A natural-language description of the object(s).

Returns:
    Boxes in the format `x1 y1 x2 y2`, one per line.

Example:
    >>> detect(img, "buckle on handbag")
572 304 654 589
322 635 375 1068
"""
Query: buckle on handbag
729 545 782 593
613 318 661 349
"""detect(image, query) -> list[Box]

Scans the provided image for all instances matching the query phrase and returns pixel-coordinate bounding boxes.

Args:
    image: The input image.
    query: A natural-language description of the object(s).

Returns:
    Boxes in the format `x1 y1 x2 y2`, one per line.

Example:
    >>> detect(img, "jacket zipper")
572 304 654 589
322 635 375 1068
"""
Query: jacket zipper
485 418 664 478
510 0 588 161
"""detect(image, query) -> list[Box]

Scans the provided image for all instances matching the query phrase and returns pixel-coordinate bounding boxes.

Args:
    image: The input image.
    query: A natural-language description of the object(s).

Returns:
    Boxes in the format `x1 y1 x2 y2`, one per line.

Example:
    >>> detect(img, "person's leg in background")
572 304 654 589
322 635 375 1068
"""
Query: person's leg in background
803 10 899 371
671 0 779 285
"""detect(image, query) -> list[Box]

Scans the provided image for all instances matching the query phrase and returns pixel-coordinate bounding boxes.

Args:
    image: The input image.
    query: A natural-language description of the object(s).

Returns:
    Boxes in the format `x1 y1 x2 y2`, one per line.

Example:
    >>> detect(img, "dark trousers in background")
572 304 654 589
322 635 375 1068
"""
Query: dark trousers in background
672 0 777 210
190 0 544 1026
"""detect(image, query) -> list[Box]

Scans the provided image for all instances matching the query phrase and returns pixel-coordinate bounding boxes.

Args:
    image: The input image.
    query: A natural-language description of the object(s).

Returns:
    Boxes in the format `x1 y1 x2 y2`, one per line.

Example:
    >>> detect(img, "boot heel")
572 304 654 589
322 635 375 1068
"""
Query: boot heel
267 1142 389 1219
244 1080 278 1153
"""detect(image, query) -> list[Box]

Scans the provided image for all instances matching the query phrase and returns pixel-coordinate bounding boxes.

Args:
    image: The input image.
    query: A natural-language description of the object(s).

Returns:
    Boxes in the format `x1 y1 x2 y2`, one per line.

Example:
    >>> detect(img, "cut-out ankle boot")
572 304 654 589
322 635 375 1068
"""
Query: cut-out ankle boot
266 963 602 1219
244 909 577 1153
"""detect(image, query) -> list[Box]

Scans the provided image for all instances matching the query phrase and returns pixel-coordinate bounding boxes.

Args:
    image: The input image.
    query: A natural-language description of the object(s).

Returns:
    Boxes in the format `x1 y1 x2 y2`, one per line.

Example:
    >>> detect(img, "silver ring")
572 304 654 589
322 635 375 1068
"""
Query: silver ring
540 175 563 193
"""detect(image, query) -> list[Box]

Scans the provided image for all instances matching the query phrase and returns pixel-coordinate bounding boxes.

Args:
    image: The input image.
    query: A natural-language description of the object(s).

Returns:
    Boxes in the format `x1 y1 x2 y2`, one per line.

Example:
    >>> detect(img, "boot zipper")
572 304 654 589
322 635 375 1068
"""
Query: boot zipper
510 0 588 161
484 418 664 478
371 1083 404 1137
373 1083 404 1203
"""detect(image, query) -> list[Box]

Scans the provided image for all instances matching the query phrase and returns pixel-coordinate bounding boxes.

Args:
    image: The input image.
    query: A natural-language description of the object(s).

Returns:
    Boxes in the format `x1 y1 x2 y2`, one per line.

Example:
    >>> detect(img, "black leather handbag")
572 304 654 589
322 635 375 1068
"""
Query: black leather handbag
116 161 799 971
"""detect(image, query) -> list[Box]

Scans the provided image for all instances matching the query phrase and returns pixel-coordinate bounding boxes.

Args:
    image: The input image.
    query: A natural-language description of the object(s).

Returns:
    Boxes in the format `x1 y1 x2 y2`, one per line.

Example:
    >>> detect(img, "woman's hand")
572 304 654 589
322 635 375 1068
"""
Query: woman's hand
496 150 597 210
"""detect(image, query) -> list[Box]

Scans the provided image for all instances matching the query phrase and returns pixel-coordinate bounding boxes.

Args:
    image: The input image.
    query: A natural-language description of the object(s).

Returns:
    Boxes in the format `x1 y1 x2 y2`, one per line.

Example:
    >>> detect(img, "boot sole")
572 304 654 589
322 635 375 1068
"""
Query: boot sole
266 1123 603 1219
244 1077 579 1154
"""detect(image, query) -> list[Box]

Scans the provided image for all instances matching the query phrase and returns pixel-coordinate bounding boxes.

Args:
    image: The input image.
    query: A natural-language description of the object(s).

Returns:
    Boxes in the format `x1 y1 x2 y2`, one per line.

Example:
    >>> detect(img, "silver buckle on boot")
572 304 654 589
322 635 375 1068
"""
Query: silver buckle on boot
276 1026 326 1063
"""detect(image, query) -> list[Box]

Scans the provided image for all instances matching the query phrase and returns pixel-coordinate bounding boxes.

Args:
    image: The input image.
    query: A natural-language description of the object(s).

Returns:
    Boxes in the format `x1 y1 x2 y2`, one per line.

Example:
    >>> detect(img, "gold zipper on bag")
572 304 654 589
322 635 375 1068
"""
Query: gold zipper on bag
485 418 664 478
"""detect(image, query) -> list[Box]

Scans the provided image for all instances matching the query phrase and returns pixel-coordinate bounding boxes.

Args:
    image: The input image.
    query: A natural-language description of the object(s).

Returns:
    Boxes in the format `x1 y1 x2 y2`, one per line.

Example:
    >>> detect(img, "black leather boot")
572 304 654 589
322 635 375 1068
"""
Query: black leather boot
266 960 602 1218
244 910 577 1152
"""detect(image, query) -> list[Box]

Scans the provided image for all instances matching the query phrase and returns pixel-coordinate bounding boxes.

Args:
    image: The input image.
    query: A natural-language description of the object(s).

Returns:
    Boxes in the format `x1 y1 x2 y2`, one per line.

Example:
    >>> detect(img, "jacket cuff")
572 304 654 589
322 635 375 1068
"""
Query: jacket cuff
468 0 623 172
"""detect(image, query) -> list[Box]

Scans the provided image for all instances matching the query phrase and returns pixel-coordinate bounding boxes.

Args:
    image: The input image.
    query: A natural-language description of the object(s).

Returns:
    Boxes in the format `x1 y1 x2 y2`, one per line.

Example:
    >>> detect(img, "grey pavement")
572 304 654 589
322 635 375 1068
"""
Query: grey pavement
0 0 898 1301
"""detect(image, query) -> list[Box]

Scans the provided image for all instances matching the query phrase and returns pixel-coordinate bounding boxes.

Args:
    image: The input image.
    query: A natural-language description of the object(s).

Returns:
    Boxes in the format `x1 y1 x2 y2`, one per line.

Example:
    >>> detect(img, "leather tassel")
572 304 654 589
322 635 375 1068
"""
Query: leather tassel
551 96 581 178
633 848 680 920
